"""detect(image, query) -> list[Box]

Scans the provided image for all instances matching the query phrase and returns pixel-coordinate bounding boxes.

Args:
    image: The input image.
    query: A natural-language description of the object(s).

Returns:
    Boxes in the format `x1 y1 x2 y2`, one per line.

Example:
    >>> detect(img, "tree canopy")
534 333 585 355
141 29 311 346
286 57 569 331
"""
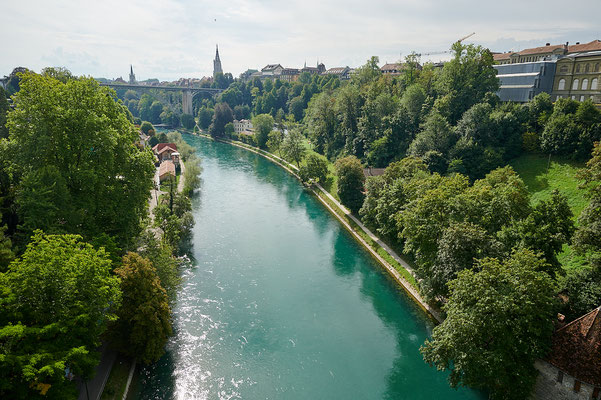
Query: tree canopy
6 72 155 247
421 249 556 400
0 232 121 398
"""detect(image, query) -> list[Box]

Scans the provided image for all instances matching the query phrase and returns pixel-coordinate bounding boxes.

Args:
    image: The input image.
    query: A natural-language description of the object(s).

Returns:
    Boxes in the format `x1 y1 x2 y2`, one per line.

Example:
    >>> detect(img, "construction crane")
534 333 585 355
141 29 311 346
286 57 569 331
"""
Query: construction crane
415 32 476 57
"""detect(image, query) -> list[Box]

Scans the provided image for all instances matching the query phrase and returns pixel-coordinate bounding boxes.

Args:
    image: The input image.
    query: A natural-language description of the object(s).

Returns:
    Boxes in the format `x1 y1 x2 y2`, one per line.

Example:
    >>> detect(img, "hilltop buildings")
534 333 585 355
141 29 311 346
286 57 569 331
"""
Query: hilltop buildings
493 40 601 103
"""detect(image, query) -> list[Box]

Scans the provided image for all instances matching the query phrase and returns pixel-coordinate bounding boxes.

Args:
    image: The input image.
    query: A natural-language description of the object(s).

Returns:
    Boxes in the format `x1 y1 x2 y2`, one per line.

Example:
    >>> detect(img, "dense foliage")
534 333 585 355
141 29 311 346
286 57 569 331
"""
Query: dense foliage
0 232 121 399
108 252 172 365
421 249 556 400
5 73 155 248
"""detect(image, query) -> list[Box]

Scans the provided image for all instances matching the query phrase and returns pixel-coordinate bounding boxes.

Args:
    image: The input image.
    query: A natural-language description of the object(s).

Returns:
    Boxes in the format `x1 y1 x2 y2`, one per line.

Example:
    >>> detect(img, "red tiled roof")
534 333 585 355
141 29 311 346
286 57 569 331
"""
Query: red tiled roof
493 40 601 61
152 143 177 153
159 160 176 178
546 306 601 386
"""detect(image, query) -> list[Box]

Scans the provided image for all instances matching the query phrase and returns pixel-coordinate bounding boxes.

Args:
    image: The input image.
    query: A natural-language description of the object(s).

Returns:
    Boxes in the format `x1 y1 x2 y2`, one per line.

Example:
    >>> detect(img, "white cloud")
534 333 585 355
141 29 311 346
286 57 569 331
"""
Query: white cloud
1 0 600 80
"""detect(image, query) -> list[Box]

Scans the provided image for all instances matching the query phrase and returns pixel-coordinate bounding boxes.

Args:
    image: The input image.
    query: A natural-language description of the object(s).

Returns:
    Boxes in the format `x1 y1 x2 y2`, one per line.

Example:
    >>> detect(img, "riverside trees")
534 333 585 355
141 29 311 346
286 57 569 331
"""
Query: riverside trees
6 72 155 248
0 232 121 398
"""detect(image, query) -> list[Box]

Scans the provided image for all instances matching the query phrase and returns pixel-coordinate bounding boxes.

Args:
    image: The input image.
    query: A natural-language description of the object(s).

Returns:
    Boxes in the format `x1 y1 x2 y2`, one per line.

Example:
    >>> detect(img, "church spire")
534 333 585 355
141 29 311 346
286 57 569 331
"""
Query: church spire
213 44 223 78
129 65 136 84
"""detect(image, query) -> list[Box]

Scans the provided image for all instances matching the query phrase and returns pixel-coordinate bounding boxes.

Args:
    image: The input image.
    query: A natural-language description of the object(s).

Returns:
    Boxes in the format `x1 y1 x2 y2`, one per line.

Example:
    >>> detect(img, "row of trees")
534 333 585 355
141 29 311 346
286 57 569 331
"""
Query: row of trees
0 70 201 398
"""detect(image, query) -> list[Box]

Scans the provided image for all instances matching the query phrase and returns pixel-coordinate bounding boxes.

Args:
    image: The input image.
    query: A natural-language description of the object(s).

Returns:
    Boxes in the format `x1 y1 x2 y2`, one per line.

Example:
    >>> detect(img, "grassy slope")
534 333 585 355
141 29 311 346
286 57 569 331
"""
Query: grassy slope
509 154 589 271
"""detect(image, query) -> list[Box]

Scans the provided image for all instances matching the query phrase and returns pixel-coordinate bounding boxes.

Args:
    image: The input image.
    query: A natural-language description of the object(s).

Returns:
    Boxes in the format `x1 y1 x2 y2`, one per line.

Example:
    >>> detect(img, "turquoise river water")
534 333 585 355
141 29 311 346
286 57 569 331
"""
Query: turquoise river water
133 135 484 399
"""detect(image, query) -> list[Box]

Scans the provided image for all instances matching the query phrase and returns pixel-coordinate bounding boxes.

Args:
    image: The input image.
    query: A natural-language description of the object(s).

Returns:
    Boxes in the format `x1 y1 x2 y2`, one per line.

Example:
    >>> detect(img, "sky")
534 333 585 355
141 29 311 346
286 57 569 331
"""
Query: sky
2 0 600 81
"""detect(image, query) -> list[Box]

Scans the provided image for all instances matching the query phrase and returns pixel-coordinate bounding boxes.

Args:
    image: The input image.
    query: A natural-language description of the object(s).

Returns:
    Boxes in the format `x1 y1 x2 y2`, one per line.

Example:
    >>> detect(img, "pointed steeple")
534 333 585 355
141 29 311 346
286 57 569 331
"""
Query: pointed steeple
213 44 223 78
129 65 136 84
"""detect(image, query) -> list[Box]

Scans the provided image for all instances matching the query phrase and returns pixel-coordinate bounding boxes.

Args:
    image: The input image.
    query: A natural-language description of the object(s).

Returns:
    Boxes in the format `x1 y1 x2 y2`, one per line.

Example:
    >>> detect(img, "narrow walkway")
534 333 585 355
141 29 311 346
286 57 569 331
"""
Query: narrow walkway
177 161 186 193
77 345 116 400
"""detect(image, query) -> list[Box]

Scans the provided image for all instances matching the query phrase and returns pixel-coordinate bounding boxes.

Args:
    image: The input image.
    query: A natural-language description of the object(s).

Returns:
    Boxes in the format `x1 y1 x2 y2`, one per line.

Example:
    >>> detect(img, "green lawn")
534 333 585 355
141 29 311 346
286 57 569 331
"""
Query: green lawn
509 153 589 271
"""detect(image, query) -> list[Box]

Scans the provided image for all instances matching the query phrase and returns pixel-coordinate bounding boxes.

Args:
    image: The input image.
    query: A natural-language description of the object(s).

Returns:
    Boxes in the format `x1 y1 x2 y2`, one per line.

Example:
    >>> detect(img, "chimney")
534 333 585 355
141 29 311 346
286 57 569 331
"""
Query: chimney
576 42 580 45
546 43 550 46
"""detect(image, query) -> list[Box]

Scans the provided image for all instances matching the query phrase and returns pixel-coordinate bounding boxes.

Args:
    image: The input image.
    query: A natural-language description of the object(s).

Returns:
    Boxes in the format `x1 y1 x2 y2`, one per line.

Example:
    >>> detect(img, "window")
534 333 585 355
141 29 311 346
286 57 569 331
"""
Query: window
585 64 590 72
576 64 581 73
573 79 580 90
572 95 576 100
560 65 568 73
557 370 564 383
558 79 566 90
580 95 585 102
595 63 600 72
592 78 598 90
574 380 581 392
582 79 589 90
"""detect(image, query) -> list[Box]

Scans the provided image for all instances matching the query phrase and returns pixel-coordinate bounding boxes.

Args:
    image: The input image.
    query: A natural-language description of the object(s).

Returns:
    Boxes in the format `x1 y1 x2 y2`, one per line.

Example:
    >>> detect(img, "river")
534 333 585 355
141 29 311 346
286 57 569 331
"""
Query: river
132 135 483 399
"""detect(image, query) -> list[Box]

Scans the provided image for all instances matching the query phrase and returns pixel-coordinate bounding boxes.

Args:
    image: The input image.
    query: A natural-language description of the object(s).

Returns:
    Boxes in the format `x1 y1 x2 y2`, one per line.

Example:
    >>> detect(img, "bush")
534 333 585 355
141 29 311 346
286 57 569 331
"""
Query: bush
522 131 539 153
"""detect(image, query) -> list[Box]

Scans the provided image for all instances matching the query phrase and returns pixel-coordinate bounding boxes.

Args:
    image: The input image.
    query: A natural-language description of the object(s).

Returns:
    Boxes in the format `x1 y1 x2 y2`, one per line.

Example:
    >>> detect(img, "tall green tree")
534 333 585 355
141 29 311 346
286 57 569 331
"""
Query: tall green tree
252 113 274 149
421 249 556 400
109 252 172 364
0 86 9 139
434 42 499 124
6 73 155 247
0 232 121 399
335 156 365 213
209 103 233 138
282 128 306 167
299 153 329 184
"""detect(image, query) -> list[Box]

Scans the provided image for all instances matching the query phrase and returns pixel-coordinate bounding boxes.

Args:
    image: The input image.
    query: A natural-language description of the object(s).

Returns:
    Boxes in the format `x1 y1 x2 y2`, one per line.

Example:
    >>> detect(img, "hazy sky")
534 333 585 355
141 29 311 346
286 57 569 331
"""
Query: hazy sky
2 0 600 81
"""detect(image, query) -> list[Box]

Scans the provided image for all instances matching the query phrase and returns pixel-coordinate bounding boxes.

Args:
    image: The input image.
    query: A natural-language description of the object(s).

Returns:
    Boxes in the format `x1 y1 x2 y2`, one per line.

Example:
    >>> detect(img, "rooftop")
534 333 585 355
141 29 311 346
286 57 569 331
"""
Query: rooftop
494 39 601 61
159 160 176 177
546 306 601 386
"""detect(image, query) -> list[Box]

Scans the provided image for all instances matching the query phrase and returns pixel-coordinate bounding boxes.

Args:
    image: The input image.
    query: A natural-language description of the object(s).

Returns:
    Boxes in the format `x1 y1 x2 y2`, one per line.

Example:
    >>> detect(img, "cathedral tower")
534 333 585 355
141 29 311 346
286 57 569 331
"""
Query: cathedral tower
129 65 136 84
213 45 223 78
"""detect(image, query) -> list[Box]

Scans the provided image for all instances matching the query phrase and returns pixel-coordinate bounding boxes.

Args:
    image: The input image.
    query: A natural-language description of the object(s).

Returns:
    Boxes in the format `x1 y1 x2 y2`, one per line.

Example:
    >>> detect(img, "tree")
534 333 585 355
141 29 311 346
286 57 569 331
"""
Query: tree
435 42 499 124
150 100 163 124
209 103 233 138
7 73 155 247
182 155 202 196
498 191 574 275
109 252 172 364
197 106 213 130
299 153 329 184
281 128 306 167
266 130 284 157
0 224 14 272
180 113 195 130
335 156 365 213
421 249 557 400
0 86 9 139
0 232 121 398
40 67 74 83
573 141 601 275
430 222 502 298
252 113 275 149
140 121 155 135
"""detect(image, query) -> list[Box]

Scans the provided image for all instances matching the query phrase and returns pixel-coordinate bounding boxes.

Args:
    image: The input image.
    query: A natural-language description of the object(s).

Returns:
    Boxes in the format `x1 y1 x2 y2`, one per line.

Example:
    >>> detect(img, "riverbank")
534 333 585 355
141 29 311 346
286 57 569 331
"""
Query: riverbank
196 133 442 323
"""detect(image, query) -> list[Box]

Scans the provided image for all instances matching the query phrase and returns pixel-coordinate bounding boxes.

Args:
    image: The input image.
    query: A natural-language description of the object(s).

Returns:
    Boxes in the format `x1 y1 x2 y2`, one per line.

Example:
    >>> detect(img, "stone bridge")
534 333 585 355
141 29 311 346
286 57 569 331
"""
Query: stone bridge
100 83 223 115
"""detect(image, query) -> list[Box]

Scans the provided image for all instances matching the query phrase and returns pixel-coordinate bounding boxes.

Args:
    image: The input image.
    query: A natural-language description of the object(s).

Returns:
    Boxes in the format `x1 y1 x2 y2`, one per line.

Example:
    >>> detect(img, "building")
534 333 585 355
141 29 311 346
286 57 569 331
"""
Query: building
240 69 259 81
280 68 300 82
233 119 253 134
159 160 176 182
152 143 178 163
325 67 353 80
129 65 136 84
261 64 284 77
494 40 601 65
213 45 223 78
551 51 601 102
301 62 326 75
533 306 601 399
380 62 422 76
493 61 557 102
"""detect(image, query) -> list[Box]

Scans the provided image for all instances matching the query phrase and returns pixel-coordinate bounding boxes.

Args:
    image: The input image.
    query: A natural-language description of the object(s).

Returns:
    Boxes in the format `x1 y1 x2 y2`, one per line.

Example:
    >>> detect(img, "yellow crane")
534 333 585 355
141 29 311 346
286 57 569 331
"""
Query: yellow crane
417 32 476 57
